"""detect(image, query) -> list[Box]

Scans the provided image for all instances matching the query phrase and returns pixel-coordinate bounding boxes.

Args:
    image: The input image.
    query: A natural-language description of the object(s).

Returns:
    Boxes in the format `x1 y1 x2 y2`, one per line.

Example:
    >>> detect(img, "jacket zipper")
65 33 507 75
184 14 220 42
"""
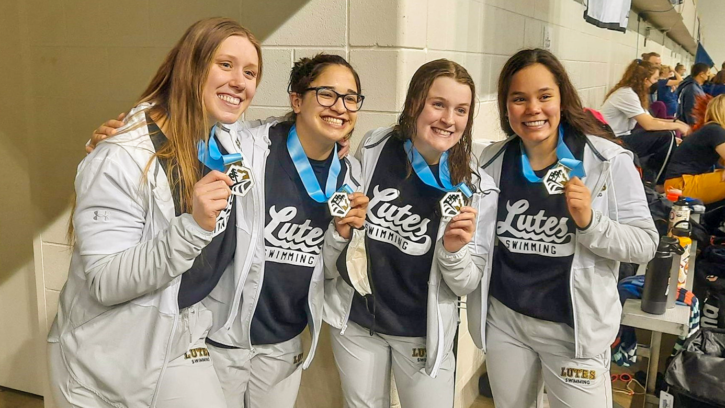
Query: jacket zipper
224 156 264 332
244 148 270 347
569 159 610 357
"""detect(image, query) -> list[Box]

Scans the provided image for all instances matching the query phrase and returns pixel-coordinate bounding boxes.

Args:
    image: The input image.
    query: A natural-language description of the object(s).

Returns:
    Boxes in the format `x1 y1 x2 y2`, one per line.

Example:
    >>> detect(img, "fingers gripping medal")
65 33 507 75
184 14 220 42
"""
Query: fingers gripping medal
328 185 354 217
520 125 585 195
404 139 473 219
198 125 254 196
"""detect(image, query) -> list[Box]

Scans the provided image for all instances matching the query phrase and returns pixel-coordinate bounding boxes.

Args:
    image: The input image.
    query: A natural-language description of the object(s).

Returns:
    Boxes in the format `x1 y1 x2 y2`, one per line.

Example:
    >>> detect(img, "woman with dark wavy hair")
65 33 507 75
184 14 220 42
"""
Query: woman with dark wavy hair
324 59 499 407
471 48 658 407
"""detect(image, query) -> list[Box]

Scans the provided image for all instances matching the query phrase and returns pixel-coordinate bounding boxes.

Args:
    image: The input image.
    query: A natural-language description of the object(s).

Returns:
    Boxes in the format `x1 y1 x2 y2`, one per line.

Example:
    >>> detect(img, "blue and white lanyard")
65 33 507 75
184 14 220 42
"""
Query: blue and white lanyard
197 125 243 171
520 125 585 182
403 139 473 198
287 125 350 203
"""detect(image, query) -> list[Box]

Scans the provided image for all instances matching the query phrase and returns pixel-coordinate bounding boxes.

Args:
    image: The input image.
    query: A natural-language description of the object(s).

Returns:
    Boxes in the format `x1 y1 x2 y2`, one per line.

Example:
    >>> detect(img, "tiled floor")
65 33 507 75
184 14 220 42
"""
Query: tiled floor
0 387 43 408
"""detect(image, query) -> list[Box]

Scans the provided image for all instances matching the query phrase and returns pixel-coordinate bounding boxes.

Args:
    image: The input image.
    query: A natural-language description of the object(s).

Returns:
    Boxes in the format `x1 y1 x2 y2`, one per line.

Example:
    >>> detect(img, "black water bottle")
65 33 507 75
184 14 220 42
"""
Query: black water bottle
641 236 683 315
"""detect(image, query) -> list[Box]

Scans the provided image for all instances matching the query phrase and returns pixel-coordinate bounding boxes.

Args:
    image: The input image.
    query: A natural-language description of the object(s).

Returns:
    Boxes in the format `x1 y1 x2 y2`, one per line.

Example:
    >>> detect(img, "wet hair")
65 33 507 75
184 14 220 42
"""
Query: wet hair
286 54 361 121
605 59 659 110
642 52 661 62
498 48 612 140
394 59 477 186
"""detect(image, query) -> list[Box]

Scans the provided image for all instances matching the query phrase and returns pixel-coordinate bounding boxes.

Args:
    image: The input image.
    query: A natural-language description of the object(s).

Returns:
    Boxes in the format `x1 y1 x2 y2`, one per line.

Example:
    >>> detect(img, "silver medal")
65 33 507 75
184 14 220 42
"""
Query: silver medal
440 191 465 218
328 191 351 217
543 163 571 195
226 164 254 197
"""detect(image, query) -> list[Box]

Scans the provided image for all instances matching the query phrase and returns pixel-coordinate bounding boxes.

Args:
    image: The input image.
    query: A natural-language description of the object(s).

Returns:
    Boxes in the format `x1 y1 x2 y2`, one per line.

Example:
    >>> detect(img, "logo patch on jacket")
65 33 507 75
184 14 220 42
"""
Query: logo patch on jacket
265 206 324 267
496 199 574 257
365 186 432 256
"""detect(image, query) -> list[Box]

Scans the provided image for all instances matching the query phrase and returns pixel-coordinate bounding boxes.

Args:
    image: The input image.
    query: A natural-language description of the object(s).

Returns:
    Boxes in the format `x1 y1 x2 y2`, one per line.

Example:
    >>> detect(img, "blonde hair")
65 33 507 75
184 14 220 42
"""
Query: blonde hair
704 94 725 128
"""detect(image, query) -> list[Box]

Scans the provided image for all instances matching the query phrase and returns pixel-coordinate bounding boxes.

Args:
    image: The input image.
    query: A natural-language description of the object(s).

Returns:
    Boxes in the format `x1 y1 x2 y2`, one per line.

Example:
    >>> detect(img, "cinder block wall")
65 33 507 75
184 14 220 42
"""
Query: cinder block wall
0 1 696 407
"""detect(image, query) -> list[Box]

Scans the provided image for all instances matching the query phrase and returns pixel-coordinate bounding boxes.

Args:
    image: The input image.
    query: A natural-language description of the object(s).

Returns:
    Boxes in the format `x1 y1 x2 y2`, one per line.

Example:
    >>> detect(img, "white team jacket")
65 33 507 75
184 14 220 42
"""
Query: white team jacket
202 120 364 373
469 133 659 359
322 126 500 378
48 103 218 407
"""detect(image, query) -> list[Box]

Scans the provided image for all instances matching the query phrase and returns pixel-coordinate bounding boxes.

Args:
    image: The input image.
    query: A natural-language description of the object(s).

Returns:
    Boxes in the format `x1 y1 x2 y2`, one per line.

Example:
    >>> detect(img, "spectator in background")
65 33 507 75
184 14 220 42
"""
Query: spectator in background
677 63 710 125
657 65 683 116
665 94 725 204
643 52 662 103
704 69 725 97
675 63 687 77
601 59 690 187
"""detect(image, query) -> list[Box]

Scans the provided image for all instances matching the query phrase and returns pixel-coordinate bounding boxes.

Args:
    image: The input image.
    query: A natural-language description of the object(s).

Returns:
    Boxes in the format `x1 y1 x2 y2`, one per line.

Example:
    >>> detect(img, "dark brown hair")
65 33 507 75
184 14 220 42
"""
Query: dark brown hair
605 59 658 110
498 48 612 140
394 59 476 186
287 54 361 121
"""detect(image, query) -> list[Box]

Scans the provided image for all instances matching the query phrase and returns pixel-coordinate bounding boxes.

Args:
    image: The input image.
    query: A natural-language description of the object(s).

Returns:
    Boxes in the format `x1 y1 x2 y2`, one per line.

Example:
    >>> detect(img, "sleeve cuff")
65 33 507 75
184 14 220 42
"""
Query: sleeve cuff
328 220 350 243
437 242 469 263
180 213 214 242
577 210 601 234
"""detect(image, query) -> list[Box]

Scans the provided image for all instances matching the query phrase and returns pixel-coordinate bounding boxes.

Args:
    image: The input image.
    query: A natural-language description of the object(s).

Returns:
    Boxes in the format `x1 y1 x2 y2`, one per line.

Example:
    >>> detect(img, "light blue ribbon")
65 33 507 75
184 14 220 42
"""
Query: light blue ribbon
197 125 243 172
287 125 347 203
520 125 585 183
403 139 473 198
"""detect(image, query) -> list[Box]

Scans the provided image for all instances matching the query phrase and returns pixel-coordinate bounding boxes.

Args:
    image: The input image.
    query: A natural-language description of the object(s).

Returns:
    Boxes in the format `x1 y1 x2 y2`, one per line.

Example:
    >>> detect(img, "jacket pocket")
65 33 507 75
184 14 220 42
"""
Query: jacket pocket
63 304 175 407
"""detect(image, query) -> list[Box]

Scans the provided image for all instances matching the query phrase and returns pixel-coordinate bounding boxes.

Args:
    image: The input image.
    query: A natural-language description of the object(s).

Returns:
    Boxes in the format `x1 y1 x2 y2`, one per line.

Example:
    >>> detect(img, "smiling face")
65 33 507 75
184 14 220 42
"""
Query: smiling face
291 64 359 146
202 35 259 125
413 76 472 164
506 63 561 147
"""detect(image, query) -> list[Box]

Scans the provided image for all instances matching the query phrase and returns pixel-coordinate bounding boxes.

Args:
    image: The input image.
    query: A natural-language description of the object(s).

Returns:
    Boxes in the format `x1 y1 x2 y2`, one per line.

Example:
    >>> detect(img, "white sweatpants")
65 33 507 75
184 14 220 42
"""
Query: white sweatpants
330 321 455 408
48 303 226 408
207 334 303 408
485 297 613 408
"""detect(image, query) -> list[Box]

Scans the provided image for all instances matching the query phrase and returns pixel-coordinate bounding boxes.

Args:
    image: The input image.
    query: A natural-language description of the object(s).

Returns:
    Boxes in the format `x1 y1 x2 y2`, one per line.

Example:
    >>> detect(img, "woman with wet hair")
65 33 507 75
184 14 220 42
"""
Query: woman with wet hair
601 59 690 187
474 48 657 407
324 59 499 408
48 18 262 408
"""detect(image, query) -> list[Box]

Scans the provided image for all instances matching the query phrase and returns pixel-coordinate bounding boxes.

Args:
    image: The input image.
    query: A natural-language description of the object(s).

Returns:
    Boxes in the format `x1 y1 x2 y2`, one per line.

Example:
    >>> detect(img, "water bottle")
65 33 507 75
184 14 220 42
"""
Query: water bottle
642 236 683 315
668 197 691 236
672 220 692 290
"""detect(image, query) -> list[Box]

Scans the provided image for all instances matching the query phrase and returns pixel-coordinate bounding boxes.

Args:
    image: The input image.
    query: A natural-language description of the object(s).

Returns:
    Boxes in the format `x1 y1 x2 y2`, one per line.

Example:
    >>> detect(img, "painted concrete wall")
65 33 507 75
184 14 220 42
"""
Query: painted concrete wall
0 0 699 407
698 0 725 70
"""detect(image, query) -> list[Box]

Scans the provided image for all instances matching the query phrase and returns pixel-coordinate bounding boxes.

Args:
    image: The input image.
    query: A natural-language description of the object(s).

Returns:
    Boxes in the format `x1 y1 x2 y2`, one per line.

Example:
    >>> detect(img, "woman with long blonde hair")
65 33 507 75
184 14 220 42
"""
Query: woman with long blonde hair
48 18 262 408
665 94 725 204
601 59 690 187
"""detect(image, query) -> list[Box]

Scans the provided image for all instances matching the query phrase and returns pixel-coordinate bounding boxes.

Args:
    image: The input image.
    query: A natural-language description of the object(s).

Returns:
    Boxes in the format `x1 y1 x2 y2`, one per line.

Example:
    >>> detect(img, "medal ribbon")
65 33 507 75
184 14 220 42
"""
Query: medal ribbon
197 125 243 172
287 125 344 203
403 139 473 198
520 125 585 183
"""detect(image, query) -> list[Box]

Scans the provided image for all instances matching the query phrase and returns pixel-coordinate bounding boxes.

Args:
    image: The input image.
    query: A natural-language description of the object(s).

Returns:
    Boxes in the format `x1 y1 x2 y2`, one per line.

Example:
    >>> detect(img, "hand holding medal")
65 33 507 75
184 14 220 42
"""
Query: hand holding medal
333 191 369 240
198 125 255 197
442 206 478 253
563 176 592 229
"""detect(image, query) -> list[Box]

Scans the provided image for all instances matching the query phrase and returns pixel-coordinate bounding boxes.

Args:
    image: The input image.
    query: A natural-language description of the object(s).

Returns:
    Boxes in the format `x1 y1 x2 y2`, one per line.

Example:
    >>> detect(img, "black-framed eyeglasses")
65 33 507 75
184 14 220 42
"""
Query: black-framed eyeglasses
303 86 365 112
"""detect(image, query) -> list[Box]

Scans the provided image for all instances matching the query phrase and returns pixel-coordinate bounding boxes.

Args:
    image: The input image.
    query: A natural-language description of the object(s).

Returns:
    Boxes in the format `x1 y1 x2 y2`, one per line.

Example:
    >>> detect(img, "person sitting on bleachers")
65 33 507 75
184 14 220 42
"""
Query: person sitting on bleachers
665 94 725 204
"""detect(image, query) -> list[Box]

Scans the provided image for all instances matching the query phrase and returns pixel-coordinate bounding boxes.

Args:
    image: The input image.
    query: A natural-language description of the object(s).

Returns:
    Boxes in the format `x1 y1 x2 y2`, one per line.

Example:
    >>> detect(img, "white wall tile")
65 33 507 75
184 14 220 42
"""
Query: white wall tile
352 112 399 150
253 48 293 107
42 244 72 291
243 0 346 47
350 49 427 112
427 0 484 53
350 0 427 48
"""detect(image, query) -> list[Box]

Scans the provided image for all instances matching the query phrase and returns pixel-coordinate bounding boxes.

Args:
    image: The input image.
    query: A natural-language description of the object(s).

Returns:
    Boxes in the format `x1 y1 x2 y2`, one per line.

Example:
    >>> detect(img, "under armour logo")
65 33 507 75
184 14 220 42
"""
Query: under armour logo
93 211 109 222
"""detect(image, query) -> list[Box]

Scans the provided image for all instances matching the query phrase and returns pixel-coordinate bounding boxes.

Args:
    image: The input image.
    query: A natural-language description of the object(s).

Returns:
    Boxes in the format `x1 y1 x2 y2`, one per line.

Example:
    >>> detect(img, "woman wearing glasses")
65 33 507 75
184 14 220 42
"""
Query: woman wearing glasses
88 54 367 408
324 59 499 408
